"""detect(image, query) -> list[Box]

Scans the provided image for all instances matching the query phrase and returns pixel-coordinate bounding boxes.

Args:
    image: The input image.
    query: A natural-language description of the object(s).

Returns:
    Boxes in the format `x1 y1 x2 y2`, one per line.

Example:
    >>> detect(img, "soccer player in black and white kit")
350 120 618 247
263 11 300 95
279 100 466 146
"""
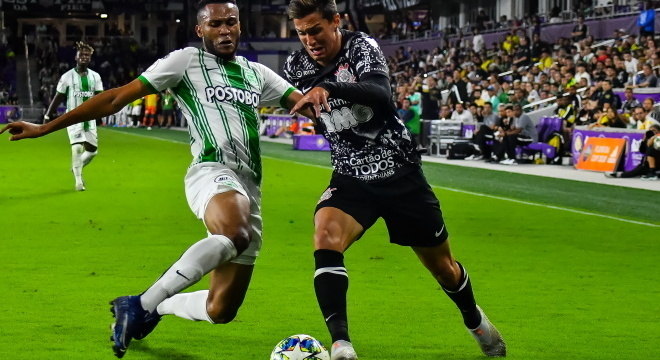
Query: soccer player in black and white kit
285 1 506 359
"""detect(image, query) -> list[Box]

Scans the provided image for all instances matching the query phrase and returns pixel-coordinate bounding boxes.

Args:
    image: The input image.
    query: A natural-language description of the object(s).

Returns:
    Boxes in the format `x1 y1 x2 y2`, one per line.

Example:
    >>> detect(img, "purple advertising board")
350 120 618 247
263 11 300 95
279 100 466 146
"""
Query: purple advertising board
572 127 645 172
293 134 330 151
0 106 20 124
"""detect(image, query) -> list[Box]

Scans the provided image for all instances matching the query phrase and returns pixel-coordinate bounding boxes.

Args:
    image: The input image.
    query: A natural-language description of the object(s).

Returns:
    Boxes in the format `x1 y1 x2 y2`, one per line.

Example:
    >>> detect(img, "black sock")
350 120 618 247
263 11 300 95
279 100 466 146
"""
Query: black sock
442 261 482 329
314 249 350 343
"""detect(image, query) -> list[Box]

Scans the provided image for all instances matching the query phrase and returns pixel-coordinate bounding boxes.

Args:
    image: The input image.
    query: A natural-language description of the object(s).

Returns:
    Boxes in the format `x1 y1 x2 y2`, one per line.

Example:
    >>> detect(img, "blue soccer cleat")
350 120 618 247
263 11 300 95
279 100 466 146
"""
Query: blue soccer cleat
109 296 148 358
133 310 162 340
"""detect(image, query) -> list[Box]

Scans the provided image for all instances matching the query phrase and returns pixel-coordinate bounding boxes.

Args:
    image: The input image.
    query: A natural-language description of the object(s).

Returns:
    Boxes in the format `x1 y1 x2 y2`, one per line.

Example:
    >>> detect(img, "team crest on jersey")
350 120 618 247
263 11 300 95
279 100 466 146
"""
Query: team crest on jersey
318 187 337 204
335 64 355 83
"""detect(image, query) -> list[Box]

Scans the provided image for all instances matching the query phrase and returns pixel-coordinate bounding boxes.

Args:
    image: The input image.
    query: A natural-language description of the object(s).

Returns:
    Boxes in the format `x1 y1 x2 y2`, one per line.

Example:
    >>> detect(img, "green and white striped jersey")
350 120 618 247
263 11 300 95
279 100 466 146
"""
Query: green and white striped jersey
138 47 295 184
56 68 104 113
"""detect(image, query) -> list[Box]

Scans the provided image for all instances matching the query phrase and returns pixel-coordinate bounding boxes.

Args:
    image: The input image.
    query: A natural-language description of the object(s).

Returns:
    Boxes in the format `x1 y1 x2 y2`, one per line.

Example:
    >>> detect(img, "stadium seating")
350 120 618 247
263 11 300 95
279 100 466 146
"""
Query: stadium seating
517 117 563 161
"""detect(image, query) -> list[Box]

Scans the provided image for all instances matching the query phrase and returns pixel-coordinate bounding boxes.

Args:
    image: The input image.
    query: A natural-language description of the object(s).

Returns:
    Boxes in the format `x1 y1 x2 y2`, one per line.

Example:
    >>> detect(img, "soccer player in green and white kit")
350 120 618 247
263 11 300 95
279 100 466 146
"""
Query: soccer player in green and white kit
2 1 308 358
44 41 104 191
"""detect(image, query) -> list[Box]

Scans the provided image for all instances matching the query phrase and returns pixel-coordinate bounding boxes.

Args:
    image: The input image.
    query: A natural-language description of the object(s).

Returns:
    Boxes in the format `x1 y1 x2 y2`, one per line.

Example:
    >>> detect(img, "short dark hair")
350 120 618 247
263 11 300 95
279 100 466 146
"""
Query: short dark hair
196 0 237 22
75 41 94 54
287 0 338 20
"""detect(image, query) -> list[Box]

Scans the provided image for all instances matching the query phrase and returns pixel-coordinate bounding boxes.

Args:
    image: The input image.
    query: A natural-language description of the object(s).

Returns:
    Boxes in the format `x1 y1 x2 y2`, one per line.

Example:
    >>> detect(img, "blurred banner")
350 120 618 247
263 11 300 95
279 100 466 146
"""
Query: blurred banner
572 127 646 172
574 136 626 172
1 0 92 12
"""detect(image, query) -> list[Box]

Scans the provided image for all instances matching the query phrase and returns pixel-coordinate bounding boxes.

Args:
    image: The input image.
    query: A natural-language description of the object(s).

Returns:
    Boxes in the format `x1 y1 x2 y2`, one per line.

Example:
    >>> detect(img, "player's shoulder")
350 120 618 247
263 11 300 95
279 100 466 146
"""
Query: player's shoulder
346 30 381 50
161 47 200 61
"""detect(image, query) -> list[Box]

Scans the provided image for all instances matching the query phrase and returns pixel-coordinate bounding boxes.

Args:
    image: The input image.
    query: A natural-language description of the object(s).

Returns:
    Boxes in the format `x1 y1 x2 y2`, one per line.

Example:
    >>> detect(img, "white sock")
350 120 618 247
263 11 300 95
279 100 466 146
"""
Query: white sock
71 144 84 183
140 235 237 313
156 290 214 323
81 150 97 167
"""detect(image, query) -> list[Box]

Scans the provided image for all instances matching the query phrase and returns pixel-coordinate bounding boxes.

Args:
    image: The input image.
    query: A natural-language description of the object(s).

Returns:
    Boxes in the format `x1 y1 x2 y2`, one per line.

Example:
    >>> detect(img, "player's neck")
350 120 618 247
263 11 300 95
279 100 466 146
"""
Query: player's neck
75 65 88 75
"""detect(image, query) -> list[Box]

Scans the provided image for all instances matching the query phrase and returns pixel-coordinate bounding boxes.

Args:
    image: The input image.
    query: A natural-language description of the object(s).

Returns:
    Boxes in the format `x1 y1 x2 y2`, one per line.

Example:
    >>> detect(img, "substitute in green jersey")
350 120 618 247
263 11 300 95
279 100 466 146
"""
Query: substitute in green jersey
44 41 104 191
2 1 308 358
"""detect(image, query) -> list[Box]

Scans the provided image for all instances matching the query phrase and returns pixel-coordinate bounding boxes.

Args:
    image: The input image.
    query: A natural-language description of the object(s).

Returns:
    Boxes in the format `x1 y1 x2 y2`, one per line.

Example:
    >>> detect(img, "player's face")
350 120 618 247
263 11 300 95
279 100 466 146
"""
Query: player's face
75 49 92 67
196 3 240 60
293 12 342 66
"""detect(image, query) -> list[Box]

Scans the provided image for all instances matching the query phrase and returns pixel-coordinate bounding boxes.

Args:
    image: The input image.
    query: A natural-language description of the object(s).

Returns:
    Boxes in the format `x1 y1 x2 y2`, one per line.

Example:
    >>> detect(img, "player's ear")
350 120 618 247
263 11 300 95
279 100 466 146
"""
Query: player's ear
195 24 203 38
333 13 341 30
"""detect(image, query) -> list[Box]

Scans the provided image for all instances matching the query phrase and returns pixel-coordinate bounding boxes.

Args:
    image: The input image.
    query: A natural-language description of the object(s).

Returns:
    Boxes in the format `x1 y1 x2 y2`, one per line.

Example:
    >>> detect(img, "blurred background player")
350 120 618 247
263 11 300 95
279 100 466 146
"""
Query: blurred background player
44 41 103 191
142 92 160 130
159 90 176 128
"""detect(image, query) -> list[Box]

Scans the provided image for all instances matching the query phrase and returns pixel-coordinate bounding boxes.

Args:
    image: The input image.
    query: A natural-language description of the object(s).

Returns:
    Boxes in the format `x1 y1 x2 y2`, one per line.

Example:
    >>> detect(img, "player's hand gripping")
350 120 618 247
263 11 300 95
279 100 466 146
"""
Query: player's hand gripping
290 87 331 118
0 121 46 141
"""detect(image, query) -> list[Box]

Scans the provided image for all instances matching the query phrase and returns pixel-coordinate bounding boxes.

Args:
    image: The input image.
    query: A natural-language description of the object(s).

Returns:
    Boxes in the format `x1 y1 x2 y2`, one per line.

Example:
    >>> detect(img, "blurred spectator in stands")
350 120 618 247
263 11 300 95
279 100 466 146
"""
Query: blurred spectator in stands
634 63 657 87
512 36 531 67
598 80 621 109
397 98 415 128
270 115 314 138
572 16 588 43
603 66 623 88
591 106 629 128
641 97 660 122
623 52 639 76
421 76 441 120
606 124 660 179
577 99 598 126
575 62 591 85
635 104 660 129
437 105 452 120
472 28 485 53
451 102 474 123
621 88 641 112
471 101 498 161
638 1 656 38
475 9 490 31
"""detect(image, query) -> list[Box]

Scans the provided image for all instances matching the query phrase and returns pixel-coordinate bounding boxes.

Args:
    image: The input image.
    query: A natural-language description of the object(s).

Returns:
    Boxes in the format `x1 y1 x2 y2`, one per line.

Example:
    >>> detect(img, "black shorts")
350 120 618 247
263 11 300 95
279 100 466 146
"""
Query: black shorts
315 168 449 247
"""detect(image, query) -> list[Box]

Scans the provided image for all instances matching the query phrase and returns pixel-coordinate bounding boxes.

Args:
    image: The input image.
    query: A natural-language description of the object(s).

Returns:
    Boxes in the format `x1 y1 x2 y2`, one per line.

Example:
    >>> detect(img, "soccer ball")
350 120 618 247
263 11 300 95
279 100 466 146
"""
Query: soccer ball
653 135 660 150
270 334 330 360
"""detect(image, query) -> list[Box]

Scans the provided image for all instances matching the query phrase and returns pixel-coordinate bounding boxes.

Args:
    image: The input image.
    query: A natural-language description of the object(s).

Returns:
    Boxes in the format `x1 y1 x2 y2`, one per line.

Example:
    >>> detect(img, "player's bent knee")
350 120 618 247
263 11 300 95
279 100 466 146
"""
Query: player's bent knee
208 225 251 254
206 303 239 324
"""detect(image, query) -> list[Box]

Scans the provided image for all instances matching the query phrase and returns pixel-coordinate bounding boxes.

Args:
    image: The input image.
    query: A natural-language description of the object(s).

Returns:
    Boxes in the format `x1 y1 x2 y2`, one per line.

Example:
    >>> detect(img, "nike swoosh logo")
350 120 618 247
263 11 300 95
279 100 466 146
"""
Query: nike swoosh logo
175 270 191 281
435 224 445 238
302 86 312 93
205 67 218 72
325 313 337 322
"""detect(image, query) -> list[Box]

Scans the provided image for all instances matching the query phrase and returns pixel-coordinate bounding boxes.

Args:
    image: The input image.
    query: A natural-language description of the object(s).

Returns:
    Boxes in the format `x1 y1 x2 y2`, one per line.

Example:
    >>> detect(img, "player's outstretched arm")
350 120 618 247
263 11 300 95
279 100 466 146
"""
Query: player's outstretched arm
1 79 153 141
283 89 318 122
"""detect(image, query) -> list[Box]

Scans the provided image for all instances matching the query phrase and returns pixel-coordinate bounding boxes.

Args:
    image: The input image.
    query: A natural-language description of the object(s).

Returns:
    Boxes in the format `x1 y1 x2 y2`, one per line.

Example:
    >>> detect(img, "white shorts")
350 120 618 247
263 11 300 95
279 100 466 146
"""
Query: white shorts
184 162 262 265
131 105 142 116
67 121 98 146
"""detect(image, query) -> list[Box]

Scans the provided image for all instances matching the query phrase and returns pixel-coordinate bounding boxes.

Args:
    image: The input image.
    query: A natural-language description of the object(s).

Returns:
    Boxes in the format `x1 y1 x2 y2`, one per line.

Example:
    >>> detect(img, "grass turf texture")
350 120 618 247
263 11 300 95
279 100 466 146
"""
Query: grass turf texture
0 127 657 359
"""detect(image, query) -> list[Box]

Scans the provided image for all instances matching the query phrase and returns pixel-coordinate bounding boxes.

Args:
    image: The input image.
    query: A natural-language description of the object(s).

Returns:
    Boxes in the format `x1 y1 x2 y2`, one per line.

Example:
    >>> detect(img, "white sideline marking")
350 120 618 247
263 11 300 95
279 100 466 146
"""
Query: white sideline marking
106 129 660 228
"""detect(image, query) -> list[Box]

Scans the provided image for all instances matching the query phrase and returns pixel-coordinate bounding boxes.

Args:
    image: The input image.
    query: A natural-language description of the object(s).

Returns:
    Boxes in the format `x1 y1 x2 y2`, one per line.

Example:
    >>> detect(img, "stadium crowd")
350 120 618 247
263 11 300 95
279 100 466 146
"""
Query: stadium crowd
387 14 660 169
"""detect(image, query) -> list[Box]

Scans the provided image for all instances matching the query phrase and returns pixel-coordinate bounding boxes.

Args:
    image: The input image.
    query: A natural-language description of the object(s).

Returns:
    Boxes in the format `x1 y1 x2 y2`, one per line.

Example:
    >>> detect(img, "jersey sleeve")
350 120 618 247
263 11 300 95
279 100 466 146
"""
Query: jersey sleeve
55 72 69 95
138 48 193 93
254 62 296 108
349 34 389 80
94 72 104 93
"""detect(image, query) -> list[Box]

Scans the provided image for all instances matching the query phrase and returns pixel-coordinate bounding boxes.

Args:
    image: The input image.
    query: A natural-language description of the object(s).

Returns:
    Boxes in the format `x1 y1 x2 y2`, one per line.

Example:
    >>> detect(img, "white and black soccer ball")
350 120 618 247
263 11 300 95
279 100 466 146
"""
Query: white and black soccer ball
270 334 330 360
653 135 660 150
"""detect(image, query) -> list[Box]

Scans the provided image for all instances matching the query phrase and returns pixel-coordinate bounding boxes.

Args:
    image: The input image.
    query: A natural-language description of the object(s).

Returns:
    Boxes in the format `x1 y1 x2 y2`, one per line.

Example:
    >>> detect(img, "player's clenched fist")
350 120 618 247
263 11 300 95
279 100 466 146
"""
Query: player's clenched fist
0 121 45 141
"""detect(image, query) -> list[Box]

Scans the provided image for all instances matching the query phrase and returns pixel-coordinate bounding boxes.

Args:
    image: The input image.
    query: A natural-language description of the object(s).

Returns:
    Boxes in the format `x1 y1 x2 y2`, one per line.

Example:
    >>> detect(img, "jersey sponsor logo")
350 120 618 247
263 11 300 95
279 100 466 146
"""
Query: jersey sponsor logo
349 148 396 177
205 86 260 106
319 104 374 133
74 91 95 98
213 175 241 189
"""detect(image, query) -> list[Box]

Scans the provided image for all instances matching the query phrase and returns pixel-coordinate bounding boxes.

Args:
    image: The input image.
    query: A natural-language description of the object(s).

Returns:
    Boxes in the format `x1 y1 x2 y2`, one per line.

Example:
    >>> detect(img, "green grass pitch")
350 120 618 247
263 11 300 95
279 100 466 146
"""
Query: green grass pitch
0 127 657 359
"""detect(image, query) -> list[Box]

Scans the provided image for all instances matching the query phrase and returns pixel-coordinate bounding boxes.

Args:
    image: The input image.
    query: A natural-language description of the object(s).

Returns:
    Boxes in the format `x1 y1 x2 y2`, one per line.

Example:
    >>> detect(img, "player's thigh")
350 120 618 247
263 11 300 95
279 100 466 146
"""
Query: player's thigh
314 174 377 251
204 191 251 239
314 207 364 252
206 261 254 321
